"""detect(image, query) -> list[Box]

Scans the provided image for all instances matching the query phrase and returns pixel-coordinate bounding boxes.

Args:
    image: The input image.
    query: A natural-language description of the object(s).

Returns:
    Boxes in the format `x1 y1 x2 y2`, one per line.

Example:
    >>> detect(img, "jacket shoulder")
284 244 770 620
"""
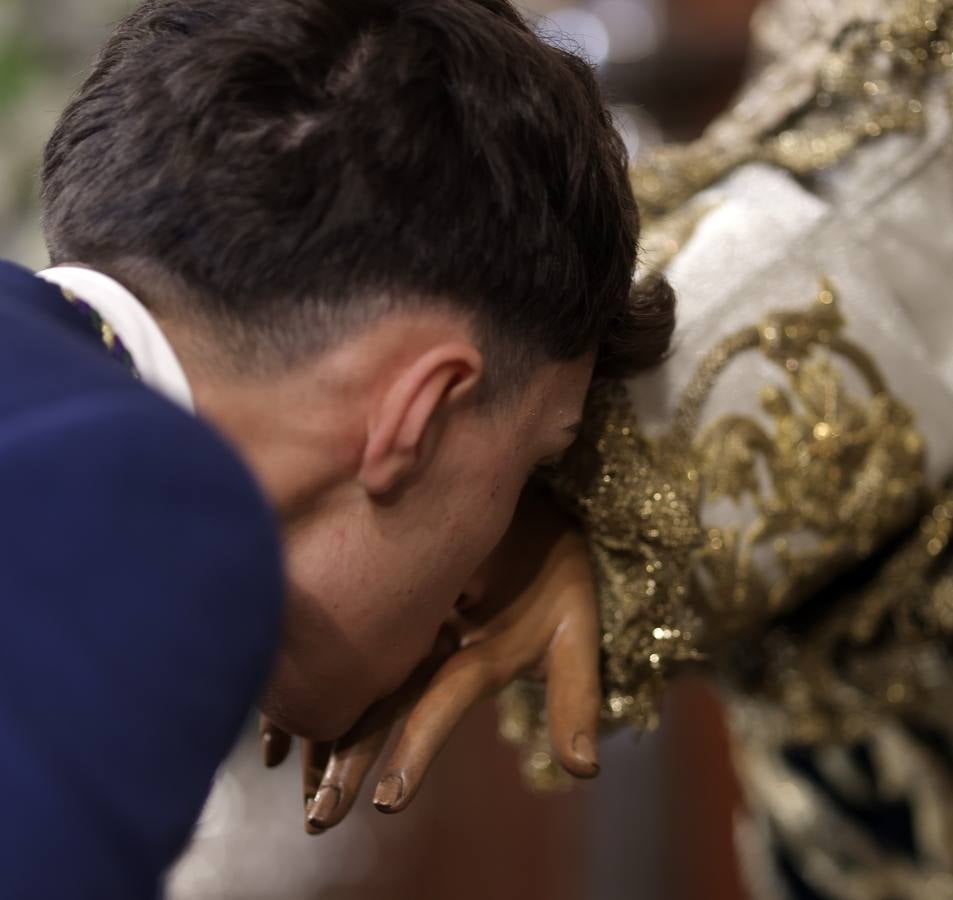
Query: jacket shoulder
0 388 284 897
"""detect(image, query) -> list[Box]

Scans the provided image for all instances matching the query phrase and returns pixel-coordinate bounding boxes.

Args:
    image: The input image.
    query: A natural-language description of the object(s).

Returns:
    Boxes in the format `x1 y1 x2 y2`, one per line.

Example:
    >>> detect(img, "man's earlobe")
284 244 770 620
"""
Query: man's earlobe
359 343 483 496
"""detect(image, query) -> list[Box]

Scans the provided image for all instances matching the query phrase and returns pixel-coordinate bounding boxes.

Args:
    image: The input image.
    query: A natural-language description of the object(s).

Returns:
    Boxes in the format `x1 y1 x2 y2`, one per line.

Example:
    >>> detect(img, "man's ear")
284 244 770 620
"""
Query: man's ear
359 342 483 495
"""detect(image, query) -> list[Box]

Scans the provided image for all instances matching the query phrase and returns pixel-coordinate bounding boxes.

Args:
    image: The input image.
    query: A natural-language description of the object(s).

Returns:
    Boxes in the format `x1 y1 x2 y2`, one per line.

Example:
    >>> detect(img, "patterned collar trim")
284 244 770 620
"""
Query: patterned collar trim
36 266 195 412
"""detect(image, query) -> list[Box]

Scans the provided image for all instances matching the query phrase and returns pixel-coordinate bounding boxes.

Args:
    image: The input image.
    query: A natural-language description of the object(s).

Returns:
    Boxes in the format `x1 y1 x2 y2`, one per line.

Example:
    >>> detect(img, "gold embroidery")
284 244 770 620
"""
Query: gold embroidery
101 321 116 351
632 0 953 224
57 284 140 378
694 286 924 618
725 485 953 899
498 2 953 892
501 283 928 788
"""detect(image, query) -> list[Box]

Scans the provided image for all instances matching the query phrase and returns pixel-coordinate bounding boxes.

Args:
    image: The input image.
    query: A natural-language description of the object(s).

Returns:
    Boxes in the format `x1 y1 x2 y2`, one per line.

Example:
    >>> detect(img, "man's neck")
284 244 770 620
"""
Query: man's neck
177 357 363 517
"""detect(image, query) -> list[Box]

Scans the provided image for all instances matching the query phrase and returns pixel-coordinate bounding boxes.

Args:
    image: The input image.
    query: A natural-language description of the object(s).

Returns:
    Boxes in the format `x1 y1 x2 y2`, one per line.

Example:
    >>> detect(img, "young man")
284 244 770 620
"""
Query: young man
1 0 673 895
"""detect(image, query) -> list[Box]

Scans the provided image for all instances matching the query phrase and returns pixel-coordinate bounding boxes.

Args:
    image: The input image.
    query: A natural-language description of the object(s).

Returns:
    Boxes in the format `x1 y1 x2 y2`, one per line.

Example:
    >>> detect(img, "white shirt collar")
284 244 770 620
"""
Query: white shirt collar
36 266 195 413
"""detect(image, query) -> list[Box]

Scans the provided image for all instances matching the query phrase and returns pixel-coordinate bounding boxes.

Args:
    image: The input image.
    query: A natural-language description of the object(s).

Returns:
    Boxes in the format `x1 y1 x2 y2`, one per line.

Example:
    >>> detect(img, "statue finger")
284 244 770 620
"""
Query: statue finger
371 648 501 815
259 714 292 768
300 739 332 834
305 705 394 832
303 624 458 830
544 603 602 779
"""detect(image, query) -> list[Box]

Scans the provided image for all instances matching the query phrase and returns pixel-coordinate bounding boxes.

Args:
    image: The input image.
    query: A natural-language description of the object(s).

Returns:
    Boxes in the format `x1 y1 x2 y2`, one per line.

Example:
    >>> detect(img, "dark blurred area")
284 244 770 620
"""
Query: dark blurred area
525 0 760 140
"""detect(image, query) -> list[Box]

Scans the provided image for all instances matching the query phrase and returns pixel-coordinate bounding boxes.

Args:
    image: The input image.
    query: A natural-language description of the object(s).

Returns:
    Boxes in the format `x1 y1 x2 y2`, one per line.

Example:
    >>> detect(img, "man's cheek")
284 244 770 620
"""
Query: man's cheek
373 616 443 700
264 589 382 741
481 482 527 562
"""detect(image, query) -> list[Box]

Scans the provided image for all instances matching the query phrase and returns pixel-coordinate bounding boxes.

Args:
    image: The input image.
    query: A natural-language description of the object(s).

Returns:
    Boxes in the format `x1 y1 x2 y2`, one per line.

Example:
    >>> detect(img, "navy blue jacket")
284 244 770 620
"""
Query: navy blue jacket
0 261 284 897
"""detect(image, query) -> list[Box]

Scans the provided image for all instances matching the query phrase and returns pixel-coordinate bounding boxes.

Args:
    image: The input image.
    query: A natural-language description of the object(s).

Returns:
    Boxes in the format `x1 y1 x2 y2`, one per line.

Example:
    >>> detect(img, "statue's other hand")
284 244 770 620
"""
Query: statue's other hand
260 488 600 831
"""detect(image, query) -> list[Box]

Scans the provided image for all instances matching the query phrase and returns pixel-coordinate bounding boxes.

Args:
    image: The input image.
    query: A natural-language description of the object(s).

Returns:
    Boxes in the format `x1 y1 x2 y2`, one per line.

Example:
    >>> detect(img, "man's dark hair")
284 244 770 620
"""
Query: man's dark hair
42 0 674 386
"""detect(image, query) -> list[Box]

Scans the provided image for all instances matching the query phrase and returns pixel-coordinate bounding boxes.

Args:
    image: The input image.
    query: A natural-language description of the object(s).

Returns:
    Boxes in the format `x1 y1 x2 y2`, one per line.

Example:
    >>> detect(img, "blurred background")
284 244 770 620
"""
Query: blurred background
0 0 762 266
0 1 765 898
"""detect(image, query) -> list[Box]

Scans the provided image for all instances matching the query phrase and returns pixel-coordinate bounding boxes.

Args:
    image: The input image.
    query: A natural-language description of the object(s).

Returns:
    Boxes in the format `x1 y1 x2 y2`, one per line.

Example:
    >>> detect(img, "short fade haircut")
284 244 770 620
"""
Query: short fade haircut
42 0 674 387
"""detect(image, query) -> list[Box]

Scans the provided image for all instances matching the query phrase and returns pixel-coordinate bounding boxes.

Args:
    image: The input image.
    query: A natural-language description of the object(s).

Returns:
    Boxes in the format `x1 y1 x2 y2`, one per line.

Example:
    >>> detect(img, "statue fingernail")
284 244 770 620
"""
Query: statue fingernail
303 806 325 835
572 732 600 773
373 774 404 812
304 820 325 836
307 785 341 826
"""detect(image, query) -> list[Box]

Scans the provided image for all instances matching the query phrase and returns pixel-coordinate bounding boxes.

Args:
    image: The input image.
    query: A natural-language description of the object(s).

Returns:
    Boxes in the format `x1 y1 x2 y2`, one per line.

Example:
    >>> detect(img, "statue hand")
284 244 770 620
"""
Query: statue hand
261 488 601 832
